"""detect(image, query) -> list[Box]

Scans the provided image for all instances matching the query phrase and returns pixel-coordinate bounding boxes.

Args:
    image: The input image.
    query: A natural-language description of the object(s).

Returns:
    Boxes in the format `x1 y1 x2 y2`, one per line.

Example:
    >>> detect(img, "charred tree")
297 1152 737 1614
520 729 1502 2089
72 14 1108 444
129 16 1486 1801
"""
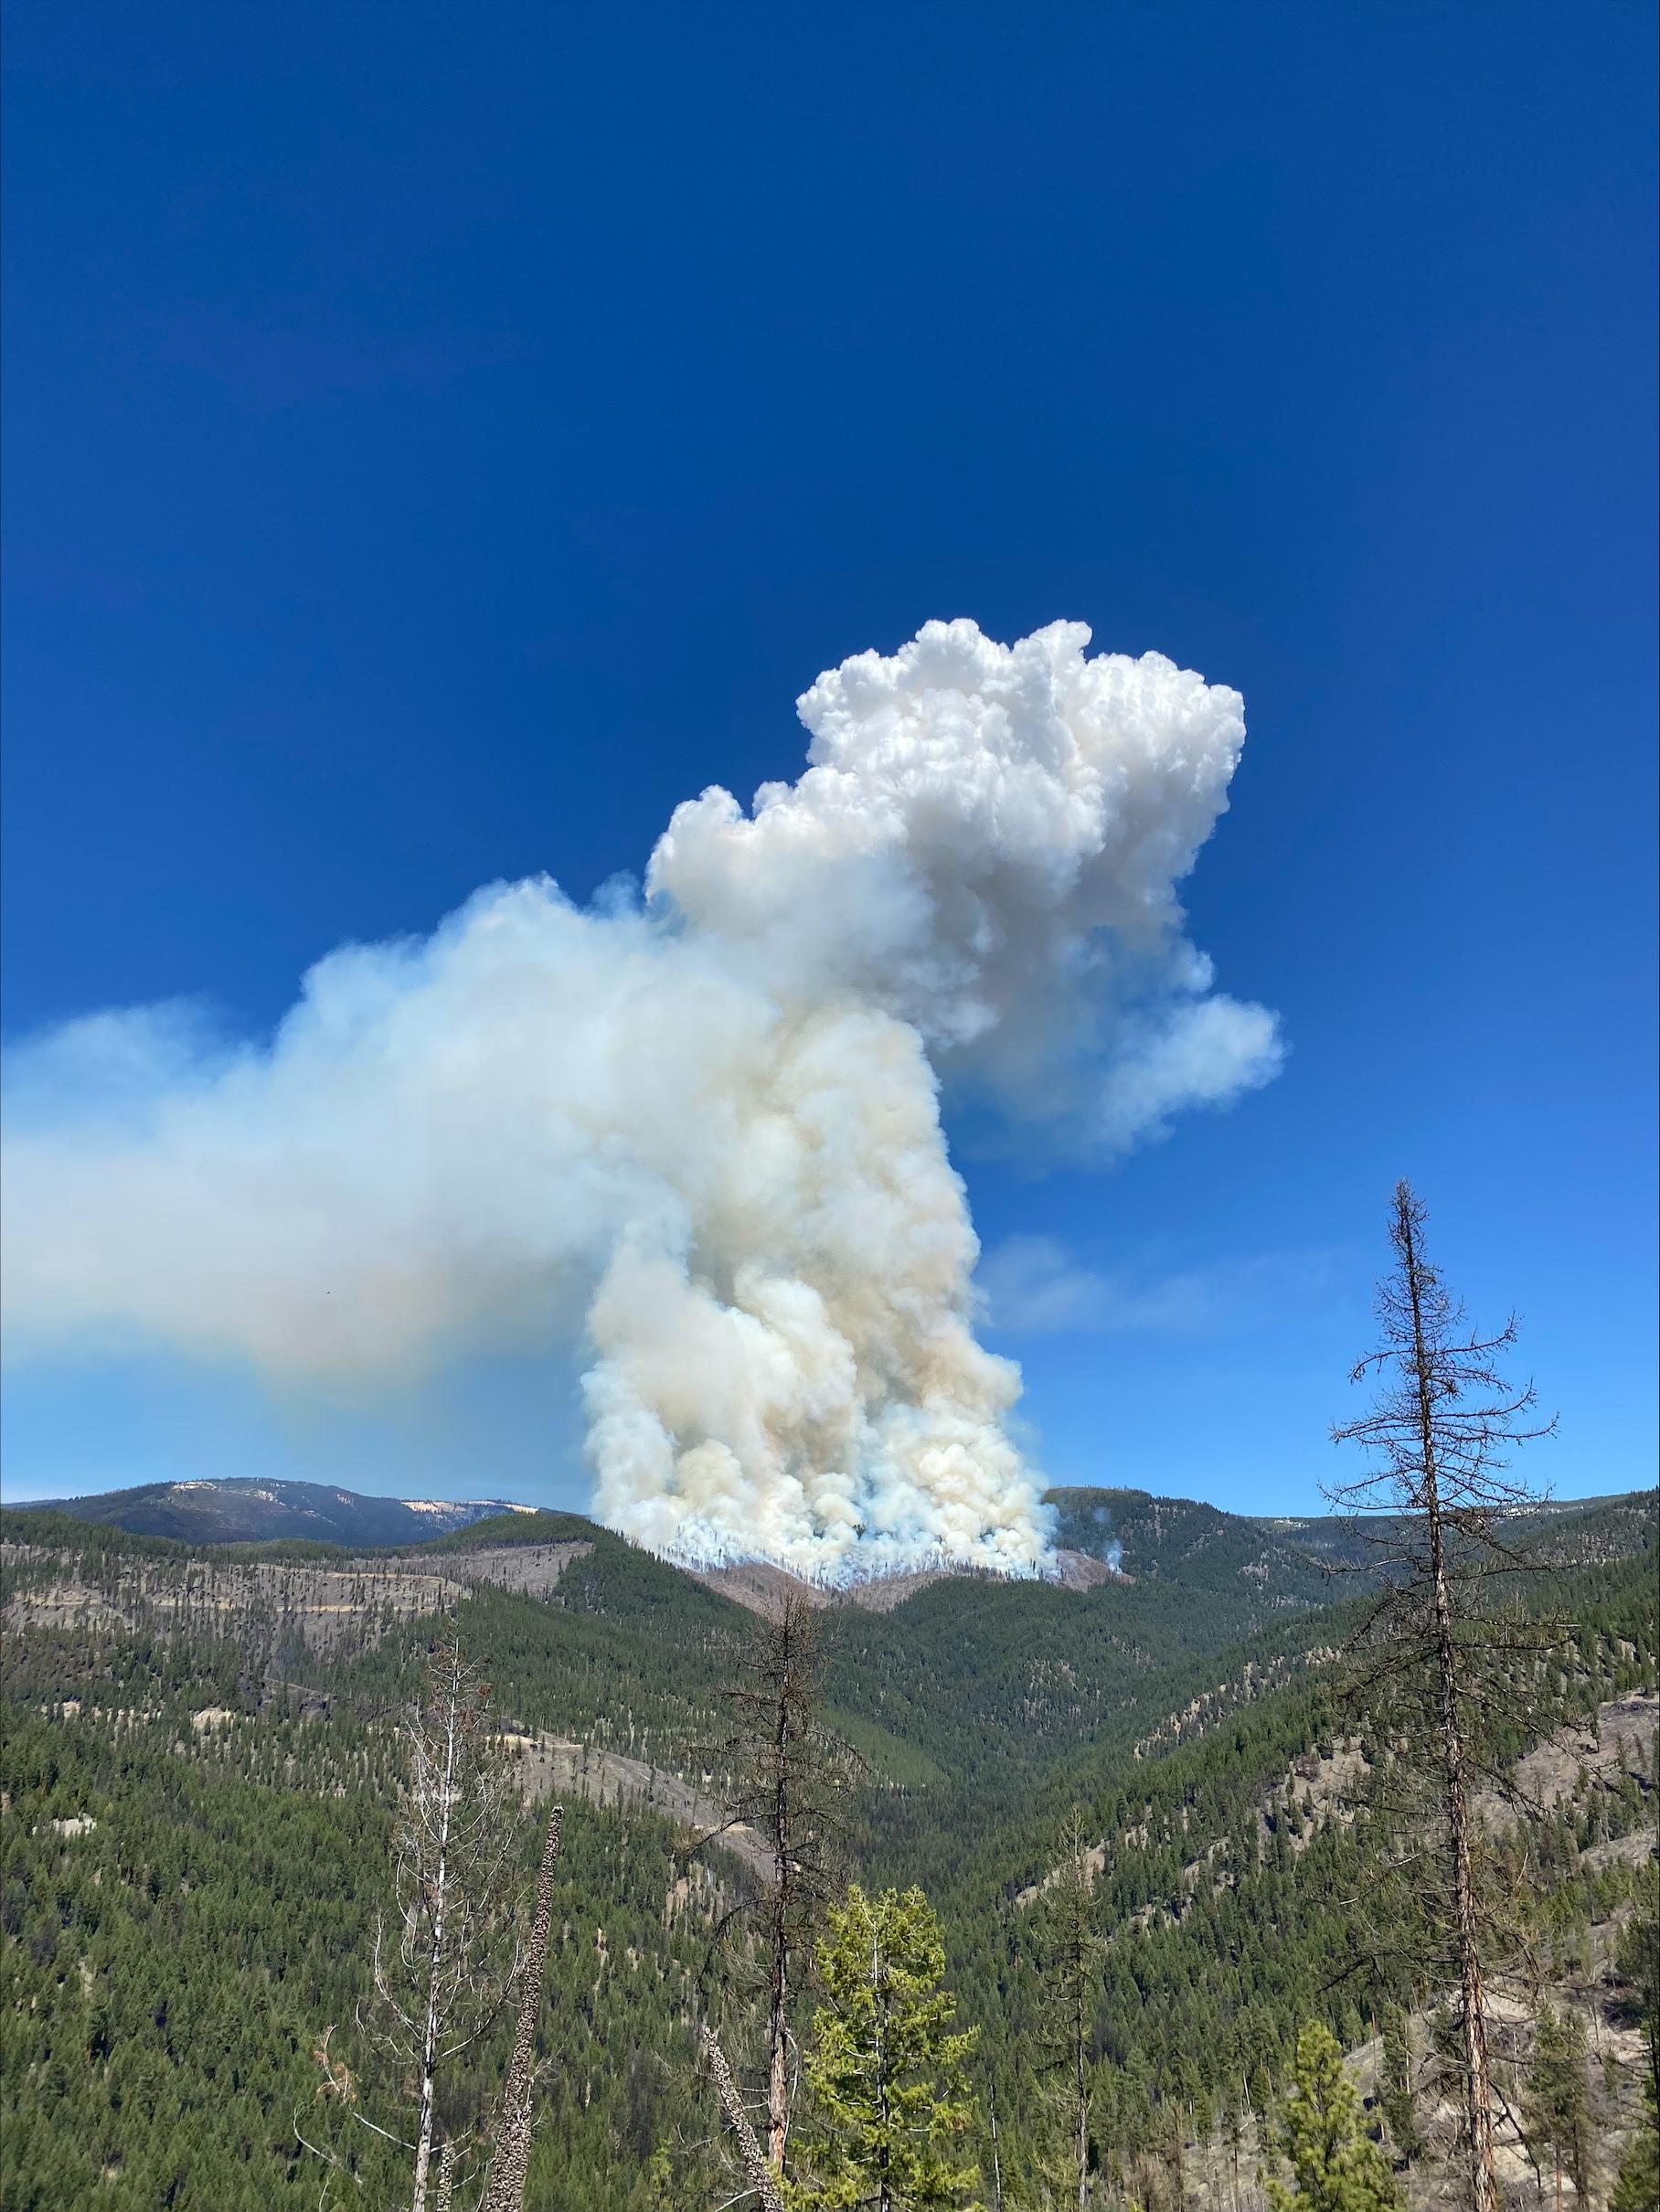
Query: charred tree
692 1591 861 2175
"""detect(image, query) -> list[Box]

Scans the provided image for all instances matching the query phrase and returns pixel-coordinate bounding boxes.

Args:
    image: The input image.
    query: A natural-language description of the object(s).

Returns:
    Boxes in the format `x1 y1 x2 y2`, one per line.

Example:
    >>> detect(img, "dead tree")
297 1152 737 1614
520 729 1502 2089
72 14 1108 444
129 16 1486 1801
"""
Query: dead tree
691 1591 861 2175
1328 1181 1558 2212
480 1803 563 2212
389 1636 527 2212
301 1635 523 2212
1037 1806 1103 2210
702 2025 787 2212
434 2143 458 2212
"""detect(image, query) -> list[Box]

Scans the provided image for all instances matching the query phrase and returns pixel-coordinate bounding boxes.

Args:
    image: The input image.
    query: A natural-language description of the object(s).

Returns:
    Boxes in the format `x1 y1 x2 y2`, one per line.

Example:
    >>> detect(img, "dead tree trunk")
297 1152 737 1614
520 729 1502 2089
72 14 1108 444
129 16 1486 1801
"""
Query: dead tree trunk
1403 1197 1497 2212
1423 1473 1496 2207
1038 1805 1102 2210
1330 1181 1559 2212
766 1683 792 2170
692 1592 860 2180
410 1657 465 2212
433 2141 457 2212
1073 2009 1089 2212
306 1635 521 2212
482 1803 563 2212
987 2076 1006 2212
703 2025 785 2212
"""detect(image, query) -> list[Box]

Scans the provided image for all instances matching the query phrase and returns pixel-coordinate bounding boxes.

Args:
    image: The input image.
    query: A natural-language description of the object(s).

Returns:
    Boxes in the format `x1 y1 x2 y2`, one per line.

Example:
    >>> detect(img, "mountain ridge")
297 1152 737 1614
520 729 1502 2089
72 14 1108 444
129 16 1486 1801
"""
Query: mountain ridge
19 1472 1652 1605
25 1474 535 1548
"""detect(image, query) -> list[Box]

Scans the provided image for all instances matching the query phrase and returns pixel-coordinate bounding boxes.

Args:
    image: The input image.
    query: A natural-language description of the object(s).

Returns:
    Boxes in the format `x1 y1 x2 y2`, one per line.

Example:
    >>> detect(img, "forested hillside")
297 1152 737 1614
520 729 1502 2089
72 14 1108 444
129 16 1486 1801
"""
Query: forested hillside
3 1486 1655 2210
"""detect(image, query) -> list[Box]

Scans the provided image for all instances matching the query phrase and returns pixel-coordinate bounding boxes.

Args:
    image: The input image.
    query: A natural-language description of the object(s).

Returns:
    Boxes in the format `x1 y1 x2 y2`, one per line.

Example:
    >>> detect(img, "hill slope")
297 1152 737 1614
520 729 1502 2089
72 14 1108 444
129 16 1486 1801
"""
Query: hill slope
2 1484 1655 2211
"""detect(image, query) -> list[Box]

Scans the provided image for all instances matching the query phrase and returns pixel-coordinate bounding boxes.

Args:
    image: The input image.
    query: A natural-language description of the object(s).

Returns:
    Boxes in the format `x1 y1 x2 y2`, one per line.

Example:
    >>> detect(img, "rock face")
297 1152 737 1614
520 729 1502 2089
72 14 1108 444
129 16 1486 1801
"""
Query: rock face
1478 1690 1659 1825
3 1538 592 1657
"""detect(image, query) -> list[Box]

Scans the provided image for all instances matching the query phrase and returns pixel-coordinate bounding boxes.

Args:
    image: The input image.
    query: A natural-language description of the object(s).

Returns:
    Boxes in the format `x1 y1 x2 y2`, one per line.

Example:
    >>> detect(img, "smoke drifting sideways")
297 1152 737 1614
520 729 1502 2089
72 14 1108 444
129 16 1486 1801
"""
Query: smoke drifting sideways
1 621 1282 1578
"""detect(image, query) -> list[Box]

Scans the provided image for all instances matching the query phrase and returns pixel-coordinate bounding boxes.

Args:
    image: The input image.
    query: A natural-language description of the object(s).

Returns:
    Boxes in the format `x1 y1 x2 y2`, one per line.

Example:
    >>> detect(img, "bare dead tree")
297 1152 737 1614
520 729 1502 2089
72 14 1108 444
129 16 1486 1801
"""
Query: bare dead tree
690 1591 863 2175
985 2074 1006 2212
299 1636 524 2212
701 2024 786 2212
1327 1181 1559 2212
434 2143 458 2212
480 1803 563 2212
386 1636 527 2212
1036 1805 1104 2210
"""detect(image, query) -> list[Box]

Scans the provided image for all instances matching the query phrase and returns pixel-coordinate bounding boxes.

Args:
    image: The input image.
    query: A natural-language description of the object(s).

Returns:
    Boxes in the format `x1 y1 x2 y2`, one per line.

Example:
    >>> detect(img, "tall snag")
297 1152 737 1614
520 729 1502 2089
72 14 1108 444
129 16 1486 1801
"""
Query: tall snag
1328 1181 1558 2212
693 1590 861 2174
1036 1805 1104 2211
481 1803 564 2212
701 2026 787 2212
299 1634 524 2211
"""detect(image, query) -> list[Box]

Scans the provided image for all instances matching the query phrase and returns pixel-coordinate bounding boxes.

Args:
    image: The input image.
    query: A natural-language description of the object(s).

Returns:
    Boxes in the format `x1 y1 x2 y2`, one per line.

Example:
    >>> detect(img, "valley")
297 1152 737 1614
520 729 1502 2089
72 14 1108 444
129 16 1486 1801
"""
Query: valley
3 1481 1655 2209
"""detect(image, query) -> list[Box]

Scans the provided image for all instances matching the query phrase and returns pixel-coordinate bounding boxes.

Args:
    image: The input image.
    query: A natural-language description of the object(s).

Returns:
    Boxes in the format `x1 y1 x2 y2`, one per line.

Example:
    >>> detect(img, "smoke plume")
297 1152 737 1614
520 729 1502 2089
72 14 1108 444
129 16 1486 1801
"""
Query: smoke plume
2 621 1281 1574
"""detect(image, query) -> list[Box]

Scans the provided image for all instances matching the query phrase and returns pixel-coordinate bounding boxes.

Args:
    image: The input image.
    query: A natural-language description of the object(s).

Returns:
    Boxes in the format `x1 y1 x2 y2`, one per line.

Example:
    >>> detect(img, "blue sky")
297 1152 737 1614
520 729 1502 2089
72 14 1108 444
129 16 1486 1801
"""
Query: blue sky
3 2 1655 1517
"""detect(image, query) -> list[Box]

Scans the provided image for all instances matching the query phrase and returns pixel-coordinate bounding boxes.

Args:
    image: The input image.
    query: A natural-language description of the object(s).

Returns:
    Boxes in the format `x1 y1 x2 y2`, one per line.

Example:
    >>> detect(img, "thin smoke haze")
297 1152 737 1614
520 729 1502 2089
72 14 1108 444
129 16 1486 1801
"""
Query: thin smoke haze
2 620 1282 1575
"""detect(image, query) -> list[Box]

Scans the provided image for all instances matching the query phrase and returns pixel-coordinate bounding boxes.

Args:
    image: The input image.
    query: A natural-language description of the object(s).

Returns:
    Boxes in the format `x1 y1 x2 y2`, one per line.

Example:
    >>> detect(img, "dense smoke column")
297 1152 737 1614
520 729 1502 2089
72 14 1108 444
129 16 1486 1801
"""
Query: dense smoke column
2 621 1280 1577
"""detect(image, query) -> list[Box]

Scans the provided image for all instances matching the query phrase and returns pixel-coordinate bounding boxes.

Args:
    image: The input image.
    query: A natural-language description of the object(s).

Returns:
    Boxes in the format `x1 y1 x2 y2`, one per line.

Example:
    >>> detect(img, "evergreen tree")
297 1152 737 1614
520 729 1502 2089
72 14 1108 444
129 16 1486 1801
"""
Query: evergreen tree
1610 2072 1659 2212
1377 2005 1419 2163
1221 2085 1248 2212
1262 2024 1398 2212
792 1886 978 2212
1525 2005 1595 2212
1615 1894 1660 2122
1611 1893 1660 2212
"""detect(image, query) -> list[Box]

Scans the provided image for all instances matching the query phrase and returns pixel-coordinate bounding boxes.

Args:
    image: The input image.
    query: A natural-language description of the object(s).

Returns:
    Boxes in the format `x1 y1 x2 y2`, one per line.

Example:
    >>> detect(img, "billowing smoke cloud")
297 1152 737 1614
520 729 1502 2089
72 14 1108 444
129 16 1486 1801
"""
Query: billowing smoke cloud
2 621 1281 1574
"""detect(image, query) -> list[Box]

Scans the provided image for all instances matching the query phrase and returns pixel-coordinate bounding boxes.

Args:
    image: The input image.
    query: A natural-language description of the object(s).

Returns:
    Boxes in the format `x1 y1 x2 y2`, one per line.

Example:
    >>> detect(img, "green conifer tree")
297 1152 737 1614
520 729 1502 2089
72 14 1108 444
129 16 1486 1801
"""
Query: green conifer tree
790 1886 978 2212
1378 2006 1420 2163
1616 1896 1660 2122
1526 2004 1596 2211
1610 2073 1659 2212
1612 1897 1660 2212
1263 2024 1399 2212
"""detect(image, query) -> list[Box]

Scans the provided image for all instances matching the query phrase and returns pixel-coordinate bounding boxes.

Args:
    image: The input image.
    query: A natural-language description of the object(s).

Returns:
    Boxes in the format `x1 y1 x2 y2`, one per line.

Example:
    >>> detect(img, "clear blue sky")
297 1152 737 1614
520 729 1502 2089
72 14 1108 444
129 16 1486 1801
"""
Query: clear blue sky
4 2 1655 1515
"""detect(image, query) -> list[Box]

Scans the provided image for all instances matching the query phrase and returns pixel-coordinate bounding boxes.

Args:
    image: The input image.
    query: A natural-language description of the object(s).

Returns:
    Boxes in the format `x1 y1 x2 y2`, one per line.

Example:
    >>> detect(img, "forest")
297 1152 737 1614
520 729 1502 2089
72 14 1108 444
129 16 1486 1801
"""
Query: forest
3 1476 1655 2210
3 1203 1658 2211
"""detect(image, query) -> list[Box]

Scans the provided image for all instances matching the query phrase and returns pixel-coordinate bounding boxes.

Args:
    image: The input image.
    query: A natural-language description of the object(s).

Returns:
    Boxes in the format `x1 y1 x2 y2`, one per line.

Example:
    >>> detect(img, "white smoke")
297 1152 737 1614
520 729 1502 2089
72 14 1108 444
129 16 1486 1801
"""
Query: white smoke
1 620 1281 1575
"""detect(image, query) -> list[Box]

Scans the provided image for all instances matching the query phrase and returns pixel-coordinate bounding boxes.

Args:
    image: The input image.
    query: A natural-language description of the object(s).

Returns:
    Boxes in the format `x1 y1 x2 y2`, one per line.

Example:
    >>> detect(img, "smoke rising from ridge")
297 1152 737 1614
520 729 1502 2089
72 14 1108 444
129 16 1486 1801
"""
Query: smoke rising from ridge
2 621 1281 1573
